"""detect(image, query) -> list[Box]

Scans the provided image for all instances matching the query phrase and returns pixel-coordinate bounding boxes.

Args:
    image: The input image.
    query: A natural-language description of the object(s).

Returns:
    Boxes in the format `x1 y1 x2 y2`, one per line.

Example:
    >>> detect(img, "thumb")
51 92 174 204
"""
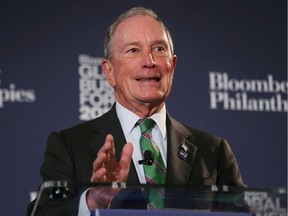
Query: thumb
119 143 133 169
114 143 133 182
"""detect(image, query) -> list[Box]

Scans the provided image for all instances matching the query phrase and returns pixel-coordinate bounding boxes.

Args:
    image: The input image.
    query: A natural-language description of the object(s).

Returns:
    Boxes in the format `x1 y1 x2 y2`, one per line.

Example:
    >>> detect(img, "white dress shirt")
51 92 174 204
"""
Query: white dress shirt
116 101 167 183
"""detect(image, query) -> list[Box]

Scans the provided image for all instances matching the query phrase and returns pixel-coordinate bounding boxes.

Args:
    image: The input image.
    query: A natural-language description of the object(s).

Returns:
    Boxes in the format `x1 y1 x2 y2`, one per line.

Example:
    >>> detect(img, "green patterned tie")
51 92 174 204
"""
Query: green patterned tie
139 118 166 210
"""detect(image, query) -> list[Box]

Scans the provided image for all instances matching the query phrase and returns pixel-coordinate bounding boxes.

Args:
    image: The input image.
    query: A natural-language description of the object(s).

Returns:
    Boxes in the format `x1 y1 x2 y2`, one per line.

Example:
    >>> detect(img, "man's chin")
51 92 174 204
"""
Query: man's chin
138 98 166 107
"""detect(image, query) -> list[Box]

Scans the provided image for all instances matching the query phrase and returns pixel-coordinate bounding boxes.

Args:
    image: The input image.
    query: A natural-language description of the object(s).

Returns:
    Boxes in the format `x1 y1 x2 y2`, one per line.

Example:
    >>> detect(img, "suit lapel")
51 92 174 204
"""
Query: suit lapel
166 115 198 186
165 115 198 208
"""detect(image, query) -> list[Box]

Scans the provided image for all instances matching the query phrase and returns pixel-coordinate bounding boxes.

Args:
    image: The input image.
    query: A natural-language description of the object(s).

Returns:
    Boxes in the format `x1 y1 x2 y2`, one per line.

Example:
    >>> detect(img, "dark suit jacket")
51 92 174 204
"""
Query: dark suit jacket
30 104 244 215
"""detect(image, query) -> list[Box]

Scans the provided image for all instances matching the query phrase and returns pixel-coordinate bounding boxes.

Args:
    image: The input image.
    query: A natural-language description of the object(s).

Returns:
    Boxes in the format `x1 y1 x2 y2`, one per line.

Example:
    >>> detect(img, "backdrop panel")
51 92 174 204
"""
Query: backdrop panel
0 0 286 215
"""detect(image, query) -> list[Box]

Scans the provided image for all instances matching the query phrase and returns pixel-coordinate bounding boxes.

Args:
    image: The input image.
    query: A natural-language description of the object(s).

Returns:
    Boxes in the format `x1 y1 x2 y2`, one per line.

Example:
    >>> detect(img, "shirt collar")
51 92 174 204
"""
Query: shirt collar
116 102 167 139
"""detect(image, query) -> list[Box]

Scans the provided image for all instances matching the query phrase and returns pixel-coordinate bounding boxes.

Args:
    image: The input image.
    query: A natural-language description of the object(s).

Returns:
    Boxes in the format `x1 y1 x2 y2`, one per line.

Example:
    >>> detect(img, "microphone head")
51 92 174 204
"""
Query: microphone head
144 150 154 165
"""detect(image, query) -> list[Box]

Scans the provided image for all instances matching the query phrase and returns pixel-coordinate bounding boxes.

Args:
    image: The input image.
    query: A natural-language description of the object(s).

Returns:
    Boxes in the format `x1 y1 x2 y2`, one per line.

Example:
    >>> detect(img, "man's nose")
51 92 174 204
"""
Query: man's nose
142 51 156 68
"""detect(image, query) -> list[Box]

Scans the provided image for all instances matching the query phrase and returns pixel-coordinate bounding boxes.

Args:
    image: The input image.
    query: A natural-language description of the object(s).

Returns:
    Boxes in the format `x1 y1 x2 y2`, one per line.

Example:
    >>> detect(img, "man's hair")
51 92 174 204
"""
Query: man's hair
103 7 174 59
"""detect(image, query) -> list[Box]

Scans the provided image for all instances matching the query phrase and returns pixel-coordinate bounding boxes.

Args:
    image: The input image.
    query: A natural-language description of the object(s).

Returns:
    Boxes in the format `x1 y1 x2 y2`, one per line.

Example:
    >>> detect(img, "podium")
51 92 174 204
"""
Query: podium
30 181 287 216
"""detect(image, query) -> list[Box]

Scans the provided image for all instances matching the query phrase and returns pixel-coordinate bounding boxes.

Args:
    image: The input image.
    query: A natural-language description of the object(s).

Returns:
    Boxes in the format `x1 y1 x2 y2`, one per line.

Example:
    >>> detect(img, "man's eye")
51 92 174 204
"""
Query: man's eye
153 46 166 52
127 48 139 53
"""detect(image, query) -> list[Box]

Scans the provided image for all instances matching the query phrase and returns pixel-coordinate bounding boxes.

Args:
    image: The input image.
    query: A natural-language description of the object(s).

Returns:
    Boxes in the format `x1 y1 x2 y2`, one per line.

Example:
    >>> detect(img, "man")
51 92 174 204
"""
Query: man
29 6 244 215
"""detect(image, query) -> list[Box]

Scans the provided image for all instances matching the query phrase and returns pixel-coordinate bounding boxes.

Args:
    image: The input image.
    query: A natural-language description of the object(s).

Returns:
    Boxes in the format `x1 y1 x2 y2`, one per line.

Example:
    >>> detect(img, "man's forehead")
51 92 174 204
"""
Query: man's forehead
115 18 167 42
115 15 164 34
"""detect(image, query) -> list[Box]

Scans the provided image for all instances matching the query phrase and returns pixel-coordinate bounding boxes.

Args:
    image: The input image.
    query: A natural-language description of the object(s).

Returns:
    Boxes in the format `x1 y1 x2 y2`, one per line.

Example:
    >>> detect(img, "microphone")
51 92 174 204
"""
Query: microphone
138 150 154 165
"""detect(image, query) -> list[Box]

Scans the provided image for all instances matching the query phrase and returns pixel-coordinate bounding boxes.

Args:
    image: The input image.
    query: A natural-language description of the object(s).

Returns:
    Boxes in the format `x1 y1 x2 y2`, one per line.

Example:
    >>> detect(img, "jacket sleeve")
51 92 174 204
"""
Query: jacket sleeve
215 138 244 186
40 131 76 182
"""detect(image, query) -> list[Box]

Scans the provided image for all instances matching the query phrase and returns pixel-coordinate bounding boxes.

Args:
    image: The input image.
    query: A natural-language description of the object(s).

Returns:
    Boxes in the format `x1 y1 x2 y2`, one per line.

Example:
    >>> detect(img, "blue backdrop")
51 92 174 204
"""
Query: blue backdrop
0 0 286 215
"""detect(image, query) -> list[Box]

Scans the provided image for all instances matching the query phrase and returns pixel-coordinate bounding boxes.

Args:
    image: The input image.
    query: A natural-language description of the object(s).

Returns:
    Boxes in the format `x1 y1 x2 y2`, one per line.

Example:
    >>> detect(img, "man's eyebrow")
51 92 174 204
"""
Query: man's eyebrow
152 40 169 46
123 40 168 47
123 41 141 47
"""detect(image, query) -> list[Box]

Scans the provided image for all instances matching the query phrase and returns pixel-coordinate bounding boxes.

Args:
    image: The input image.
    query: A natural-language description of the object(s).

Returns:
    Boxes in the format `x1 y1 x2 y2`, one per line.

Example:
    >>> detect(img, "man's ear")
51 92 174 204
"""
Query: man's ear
172 54 177 69
102 58 116 87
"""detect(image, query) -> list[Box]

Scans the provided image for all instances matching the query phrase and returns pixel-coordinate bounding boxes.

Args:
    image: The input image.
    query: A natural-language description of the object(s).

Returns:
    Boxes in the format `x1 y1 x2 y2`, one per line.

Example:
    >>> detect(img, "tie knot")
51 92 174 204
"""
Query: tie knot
139 118 155 133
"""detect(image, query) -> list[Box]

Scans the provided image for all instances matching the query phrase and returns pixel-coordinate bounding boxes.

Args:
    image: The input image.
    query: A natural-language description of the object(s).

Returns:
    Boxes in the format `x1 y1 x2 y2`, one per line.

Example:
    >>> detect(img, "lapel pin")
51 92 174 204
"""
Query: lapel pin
178 143 189 160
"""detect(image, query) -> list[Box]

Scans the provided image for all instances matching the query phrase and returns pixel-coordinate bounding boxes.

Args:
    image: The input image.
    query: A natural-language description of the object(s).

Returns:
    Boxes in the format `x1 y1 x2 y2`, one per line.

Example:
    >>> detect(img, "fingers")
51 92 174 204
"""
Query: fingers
90 135 134 183
90 167 106 183
97 134 115 159
113 143 133 181
90 134 115 183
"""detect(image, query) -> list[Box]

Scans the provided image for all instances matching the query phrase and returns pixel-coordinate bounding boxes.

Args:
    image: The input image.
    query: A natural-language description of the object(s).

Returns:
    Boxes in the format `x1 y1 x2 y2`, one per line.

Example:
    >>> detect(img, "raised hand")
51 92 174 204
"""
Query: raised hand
87 134 134 210
90 134 133 183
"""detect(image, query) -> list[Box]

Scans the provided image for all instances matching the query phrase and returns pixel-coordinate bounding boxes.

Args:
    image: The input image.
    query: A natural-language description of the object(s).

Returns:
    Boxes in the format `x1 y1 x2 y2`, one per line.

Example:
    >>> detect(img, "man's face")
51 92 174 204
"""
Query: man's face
102 15 177 113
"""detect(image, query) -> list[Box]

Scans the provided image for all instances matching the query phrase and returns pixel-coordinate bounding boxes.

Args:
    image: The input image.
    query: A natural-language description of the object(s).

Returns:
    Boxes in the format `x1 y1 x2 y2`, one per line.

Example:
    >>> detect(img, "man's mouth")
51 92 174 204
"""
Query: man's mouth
136 78 160 82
